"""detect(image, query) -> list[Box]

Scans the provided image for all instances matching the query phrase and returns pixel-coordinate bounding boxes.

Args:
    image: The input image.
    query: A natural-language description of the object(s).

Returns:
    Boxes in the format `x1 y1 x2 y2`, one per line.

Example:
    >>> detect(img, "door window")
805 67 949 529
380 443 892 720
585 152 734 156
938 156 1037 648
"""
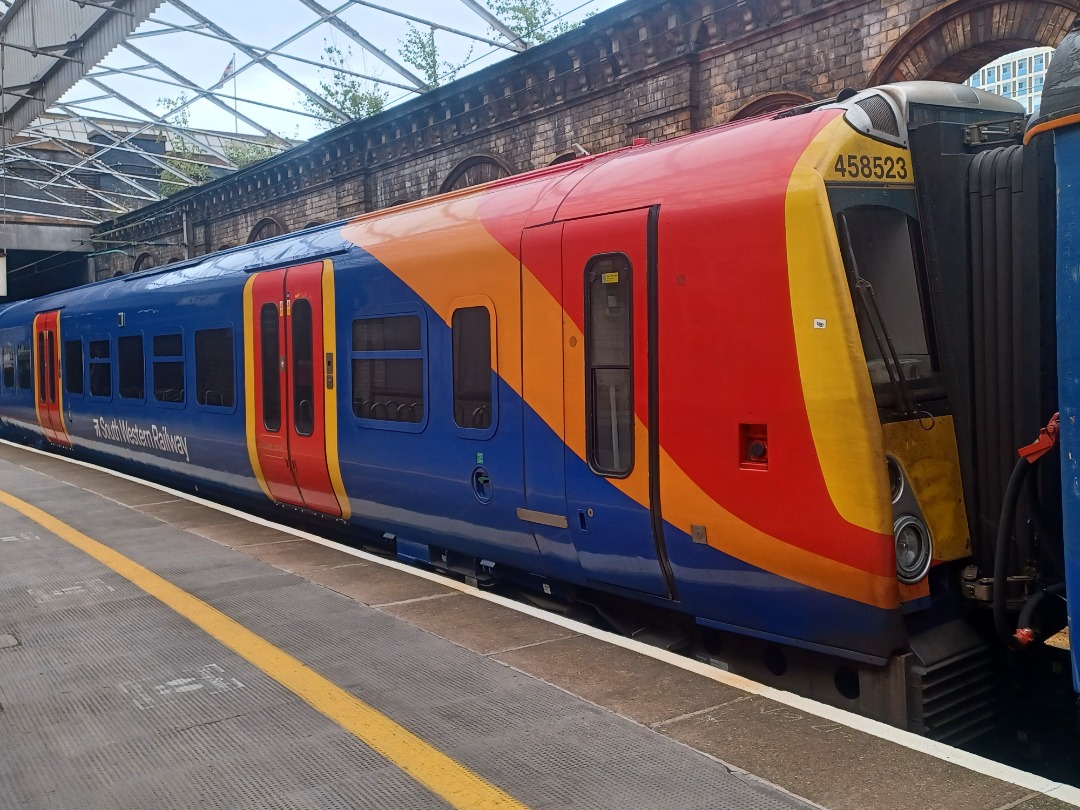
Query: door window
291 299 315 436
259 304 281 431
585 255 634 476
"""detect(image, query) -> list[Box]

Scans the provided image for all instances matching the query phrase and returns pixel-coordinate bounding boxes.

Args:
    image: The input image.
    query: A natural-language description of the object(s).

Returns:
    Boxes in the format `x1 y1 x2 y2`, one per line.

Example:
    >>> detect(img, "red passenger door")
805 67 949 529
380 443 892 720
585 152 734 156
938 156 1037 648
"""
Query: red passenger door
245 261 348 518
33 311 70 447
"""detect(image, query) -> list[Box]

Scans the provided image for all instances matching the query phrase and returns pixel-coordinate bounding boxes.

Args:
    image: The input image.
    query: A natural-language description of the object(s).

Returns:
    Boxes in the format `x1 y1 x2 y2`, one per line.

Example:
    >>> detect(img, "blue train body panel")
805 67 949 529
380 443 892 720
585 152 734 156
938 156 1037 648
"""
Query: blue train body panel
1056 127 1080 691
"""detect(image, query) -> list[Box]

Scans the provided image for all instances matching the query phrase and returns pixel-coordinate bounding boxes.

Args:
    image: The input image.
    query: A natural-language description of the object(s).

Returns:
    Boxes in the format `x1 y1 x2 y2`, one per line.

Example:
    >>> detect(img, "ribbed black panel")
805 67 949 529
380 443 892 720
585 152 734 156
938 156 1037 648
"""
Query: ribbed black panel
967 145 1030 559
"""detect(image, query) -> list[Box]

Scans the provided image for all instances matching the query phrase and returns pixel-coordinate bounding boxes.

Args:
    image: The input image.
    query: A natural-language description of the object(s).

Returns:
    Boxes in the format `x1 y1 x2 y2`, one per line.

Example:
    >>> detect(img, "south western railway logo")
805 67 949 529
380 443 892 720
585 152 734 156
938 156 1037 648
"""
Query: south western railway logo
91 417 191 462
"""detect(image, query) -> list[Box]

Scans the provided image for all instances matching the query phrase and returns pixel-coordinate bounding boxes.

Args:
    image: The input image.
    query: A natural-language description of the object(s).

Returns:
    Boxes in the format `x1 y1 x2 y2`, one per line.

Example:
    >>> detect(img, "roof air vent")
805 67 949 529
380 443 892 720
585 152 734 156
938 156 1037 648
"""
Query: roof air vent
856 95 901 136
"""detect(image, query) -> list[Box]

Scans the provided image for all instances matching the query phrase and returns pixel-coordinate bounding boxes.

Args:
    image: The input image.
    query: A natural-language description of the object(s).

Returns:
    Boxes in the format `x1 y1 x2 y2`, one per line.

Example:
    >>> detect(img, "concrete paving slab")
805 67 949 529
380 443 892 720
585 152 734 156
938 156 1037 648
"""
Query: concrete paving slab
301 557 456 605
494 633 750 726
235 537 364 573
1015 797 1080 810
135 497 246 528
659 693 1029 810
381 590 580 654
183 520 298 547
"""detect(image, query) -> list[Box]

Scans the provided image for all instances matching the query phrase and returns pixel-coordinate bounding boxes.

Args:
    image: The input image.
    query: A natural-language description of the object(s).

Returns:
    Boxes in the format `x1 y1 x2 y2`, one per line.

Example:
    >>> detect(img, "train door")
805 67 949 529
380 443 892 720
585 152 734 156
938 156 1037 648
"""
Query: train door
32 311 70 447
244 260 349 518
519 222 580 567
561 208 674 598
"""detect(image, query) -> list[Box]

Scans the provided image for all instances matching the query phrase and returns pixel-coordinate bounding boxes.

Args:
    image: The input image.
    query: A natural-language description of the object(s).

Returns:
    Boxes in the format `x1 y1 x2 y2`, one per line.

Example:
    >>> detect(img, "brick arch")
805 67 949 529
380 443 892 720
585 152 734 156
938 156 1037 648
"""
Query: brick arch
439 153 516 194
132 252 155 273
870 0 1080 85
247 216 286 244
730 91 815 121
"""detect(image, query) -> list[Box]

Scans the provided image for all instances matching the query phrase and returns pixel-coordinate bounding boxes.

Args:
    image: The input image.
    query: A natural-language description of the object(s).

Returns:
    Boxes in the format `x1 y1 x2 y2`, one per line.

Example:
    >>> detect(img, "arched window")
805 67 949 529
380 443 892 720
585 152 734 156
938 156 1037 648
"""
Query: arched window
302 221 324 230
133 252 156 273
247 217 286 244
218 244 233 252
439 154 515 193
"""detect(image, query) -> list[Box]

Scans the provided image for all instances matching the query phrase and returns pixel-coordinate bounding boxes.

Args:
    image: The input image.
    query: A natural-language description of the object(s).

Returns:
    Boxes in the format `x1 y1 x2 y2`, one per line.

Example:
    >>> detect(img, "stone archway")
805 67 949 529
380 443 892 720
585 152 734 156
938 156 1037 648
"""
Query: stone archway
439 154 516 193
132 251 155 273
247 216 286 244
870 0 1080 85
730 91 815 121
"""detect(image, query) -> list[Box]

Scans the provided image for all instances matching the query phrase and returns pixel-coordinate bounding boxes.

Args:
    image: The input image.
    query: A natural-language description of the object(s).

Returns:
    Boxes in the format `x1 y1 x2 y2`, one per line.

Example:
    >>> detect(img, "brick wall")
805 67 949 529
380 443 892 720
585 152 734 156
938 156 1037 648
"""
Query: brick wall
91 0 1079 278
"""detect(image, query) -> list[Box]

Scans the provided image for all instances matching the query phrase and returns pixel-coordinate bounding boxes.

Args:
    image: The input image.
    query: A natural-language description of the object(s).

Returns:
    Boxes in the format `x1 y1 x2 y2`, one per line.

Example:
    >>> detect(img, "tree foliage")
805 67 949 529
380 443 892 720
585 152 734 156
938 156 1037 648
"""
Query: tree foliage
156 95 214 197
299 42 388 129
399 24 472 88
487 0 576 44
223 140 279 168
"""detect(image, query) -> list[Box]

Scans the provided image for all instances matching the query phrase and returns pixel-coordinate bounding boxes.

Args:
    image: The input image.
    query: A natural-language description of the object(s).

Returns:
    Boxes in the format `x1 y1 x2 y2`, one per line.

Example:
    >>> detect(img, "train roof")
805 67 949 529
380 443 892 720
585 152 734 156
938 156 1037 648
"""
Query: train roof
1 81 1027 321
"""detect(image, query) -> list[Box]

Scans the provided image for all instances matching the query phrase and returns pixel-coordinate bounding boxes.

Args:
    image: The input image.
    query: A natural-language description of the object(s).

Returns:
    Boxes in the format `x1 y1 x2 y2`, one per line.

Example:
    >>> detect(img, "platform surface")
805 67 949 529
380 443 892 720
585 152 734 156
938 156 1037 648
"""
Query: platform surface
0 442 1075 810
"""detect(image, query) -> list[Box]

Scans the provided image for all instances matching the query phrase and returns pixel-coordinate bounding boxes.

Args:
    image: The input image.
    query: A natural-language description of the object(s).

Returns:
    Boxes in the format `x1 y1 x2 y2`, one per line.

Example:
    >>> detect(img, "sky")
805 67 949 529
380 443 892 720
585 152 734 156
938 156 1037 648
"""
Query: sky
56 0 622 143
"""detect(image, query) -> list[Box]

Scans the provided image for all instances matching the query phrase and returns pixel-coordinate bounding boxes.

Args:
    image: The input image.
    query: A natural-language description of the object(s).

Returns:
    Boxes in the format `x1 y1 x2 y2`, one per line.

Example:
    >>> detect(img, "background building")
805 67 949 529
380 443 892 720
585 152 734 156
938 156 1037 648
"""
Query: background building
967 46 1055 114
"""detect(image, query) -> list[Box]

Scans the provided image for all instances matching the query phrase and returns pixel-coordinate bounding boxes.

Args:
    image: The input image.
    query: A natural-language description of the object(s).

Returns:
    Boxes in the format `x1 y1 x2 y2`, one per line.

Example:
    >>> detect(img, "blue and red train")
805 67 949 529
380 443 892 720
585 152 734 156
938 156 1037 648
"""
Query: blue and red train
1 62 1078 740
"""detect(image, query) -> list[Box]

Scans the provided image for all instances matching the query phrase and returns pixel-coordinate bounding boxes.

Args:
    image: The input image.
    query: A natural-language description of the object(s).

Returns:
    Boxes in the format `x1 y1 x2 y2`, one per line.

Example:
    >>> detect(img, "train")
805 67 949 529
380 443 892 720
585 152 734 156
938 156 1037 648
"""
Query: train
2 43 1079 745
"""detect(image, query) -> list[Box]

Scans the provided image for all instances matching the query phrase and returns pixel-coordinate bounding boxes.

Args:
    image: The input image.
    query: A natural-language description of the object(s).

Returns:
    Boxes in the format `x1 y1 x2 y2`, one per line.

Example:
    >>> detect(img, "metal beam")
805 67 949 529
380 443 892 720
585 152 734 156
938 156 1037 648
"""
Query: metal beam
294 0 428 89
350 1 521 52
457 0 530 50
167 0 353 123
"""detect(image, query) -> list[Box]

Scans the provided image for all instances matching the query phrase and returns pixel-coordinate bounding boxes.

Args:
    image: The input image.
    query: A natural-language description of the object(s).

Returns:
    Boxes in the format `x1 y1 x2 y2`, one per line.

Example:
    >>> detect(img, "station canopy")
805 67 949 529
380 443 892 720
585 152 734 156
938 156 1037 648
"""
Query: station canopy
0 0 609 226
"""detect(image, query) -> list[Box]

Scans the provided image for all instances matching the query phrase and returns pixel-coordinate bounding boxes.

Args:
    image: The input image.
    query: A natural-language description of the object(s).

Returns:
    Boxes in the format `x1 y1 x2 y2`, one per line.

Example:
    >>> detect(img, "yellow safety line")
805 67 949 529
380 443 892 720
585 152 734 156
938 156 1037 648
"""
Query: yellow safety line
0 488 527 810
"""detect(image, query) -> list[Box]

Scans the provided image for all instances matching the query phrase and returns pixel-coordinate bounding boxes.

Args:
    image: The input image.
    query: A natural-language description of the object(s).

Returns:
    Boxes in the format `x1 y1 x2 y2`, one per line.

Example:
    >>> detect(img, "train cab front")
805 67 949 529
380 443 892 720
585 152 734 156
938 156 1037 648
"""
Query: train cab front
800 83 1027 737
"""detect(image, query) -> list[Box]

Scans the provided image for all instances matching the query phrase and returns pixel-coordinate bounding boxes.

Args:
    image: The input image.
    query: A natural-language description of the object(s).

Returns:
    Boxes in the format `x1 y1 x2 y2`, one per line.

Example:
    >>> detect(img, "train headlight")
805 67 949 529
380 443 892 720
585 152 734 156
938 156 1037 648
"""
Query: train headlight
886 455 904 504
893 514 932 584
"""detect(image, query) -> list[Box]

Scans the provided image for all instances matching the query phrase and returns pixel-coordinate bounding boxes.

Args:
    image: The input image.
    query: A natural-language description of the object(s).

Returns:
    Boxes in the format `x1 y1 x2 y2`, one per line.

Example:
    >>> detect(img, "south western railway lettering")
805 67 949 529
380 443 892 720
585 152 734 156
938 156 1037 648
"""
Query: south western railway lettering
91 417 190 462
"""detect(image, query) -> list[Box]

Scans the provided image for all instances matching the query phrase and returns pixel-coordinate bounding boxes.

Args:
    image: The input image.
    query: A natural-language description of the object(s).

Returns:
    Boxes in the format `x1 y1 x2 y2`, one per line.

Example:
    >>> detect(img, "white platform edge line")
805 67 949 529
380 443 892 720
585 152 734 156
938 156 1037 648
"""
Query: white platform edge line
4 438 1077 808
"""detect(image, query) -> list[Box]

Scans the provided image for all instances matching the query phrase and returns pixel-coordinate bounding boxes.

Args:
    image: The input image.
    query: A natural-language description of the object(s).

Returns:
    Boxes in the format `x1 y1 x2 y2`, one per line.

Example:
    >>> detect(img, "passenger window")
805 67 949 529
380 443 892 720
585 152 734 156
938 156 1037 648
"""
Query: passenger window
118 335 145 399
259 304 280 431
585 255 634 477
351 314 424 424
16 344 32 392
292 299 315 436
194 327 234 408
452 306 493 429
2 346 14 389
152 333 185 404
89 339 112 398
64 340 84 395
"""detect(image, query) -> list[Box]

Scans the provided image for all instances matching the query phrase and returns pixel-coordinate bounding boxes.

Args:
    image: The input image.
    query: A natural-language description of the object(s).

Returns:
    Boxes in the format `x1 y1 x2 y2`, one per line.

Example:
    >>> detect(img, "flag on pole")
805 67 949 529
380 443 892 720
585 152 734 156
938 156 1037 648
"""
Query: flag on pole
220 54 235 83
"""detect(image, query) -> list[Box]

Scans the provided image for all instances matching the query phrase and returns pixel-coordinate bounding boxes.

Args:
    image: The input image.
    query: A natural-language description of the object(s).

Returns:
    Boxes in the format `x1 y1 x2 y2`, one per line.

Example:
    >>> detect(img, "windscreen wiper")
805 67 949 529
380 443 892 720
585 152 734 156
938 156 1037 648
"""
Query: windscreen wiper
837 214 916 417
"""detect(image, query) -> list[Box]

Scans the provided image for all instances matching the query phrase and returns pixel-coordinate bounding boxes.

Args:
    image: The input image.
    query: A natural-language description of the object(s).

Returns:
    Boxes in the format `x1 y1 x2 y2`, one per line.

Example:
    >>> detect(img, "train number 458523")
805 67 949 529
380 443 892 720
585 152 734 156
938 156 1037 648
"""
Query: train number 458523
833 154 908 180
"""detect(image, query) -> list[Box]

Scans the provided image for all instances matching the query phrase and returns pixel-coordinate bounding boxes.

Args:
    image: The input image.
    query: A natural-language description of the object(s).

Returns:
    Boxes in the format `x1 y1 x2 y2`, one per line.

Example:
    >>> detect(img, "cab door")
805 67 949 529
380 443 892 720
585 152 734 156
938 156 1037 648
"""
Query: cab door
561 208 674 597
245 260 348 517
33 311 70 447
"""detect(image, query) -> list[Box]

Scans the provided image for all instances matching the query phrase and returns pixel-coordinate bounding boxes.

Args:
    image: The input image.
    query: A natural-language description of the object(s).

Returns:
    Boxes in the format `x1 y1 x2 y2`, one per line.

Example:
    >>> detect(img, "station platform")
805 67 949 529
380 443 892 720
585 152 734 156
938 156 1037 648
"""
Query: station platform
0 441 1076 810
